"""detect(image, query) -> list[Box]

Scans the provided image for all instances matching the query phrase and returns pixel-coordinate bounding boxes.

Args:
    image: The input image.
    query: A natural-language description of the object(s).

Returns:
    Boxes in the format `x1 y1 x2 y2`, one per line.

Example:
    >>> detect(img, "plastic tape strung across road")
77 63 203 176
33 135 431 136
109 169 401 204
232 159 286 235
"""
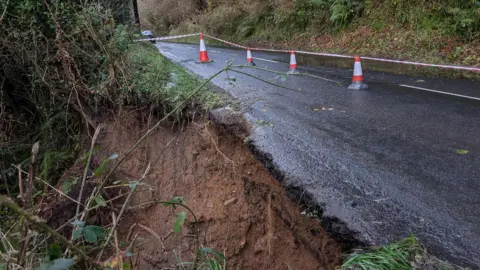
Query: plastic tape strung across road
203 34 291 53
137 33 480 73
134 33 200 42
360 56 480 72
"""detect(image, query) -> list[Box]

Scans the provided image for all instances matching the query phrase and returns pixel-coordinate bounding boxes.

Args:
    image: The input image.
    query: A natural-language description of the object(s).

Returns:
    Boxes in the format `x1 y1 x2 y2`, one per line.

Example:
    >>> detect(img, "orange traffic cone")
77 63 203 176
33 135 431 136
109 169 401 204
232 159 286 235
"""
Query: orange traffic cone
246 48 255 66
288 50 298 73
197 33 213 63
348 56 368 90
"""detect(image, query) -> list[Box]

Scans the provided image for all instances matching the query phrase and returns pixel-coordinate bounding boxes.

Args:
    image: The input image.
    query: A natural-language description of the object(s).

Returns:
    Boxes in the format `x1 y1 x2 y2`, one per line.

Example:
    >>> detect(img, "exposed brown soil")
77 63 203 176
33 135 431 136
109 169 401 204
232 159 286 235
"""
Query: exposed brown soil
97 112 342 269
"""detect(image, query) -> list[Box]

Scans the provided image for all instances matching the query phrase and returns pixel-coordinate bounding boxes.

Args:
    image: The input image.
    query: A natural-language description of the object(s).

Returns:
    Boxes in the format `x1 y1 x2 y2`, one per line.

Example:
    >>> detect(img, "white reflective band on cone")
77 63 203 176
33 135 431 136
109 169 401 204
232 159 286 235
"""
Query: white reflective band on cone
354 62 363 76
200 39 207 51
290 53 297 65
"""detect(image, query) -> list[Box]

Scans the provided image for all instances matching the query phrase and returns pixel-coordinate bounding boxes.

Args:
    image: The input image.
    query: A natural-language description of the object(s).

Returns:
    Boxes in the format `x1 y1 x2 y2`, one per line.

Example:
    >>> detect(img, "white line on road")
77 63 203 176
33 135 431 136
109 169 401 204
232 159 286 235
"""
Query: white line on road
253 57 282 63
399 84 480 101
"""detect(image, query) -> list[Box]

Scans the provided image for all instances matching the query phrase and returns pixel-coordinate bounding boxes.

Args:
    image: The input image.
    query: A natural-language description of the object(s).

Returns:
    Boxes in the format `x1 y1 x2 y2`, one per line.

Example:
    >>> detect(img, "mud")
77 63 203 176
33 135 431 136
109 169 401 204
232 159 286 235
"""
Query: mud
98 111 342 269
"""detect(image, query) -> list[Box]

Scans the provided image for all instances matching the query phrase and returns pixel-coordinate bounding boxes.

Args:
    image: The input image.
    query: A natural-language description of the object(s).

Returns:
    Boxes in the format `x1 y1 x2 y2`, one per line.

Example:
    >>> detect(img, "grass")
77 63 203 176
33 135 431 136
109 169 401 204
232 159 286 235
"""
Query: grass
127 42 220 116
341 235 470 270
342 235 423 270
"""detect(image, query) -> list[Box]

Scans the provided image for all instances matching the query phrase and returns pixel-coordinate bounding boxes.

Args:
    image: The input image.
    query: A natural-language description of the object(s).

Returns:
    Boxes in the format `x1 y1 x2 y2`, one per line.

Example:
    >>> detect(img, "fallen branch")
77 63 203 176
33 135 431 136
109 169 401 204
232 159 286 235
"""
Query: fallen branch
237 65 342 84
229 69 304 92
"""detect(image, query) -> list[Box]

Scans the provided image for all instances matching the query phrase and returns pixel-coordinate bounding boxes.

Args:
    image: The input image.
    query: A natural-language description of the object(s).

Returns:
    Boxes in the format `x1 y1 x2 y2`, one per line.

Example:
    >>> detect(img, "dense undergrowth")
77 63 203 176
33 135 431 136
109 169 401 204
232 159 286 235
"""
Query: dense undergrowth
142 0 480 68
0 0 218 269
0 0 215 195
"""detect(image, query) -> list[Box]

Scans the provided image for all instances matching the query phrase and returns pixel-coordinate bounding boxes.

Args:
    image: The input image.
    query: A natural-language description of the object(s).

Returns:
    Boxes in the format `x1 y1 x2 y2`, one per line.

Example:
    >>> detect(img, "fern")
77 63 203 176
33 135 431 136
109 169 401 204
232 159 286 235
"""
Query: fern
237 15 261 38
444 5 480 39
330 0 364 26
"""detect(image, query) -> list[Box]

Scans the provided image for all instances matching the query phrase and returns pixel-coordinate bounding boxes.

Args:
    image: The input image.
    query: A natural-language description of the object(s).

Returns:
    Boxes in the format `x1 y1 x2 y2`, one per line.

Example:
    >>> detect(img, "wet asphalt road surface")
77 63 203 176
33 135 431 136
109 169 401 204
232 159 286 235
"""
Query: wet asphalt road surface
155 42 480 268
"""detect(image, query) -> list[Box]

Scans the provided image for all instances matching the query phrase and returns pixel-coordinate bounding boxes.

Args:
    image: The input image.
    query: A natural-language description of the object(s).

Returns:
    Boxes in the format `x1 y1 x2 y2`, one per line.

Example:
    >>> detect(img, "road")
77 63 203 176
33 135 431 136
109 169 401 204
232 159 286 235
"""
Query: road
155 42 480 268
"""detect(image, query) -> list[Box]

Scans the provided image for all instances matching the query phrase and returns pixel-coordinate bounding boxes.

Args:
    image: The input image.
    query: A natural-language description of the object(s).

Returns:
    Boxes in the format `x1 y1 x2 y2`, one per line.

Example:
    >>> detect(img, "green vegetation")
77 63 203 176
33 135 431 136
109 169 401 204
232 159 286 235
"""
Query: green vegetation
341 235 468 270
0 0 217 194
143 0 480 68
128 43 219 116
342 235 423 270
0 0 221 269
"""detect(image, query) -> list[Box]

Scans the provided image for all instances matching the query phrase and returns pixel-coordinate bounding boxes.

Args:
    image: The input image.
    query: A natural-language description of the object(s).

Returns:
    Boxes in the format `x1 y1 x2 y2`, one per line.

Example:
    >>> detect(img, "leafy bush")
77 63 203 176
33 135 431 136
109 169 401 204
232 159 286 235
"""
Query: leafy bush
387 0 480 39
330 0 365 26
443 4 480 40
291 0 328 30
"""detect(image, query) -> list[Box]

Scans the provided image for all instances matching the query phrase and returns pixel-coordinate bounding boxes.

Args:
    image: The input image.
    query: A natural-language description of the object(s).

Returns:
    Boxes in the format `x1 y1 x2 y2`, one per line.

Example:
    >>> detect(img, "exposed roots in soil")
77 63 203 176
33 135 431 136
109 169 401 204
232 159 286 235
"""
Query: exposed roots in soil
93 111 342 269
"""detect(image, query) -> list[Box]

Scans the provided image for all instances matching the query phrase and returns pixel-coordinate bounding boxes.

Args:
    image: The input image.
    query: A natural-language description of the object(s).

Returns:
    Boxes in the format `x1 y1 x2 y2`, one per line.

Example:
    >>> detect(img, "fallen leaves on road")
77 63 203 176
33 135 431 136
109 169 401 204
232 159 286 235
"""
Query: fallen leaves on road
456 149 469 155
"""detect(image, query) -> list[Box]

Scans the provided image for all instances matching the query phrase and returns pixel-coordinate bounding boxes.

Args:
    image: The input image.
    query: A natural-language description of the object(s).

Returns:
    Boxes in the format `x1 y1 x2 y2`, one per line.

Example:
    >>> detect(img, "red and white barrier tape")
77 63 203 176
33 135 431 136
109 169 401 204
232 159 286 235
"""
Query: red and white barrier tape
296 50 352 59
135 33 200 42
360 56 480 72
138 32 480 73
204 34 291 53
202 34 246 49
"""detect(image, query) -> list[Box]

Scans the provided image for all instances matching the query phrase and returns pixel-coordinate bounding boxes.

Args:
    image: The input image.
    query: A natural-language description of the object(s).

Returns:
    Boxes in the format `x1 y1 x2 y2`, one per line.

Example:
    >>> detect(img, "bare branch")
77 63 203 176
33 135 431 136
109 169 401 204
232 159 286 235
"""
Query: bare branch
236 65 342 84
0 0 9 24
75 125 102 218
228 69 304 93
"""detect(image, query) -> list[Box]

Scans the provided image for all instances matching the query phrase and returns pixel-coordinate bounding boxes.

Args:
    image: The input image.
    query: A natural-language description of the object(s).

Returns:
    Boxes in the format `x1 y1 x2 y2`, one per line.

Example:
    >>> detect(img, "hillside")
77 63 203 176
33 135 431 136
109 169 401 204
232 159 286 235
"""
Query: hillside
139 0 480 69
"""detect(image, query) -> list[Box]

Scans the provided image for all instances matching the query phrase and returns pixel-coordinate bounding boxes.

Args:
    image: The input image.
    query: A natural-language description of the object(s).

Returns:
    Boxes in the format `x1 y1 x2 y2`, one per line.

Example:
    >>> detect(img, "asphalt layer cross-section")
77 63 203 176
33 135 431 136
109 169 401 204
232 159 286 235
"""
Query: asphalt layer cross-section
155 42 480 268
